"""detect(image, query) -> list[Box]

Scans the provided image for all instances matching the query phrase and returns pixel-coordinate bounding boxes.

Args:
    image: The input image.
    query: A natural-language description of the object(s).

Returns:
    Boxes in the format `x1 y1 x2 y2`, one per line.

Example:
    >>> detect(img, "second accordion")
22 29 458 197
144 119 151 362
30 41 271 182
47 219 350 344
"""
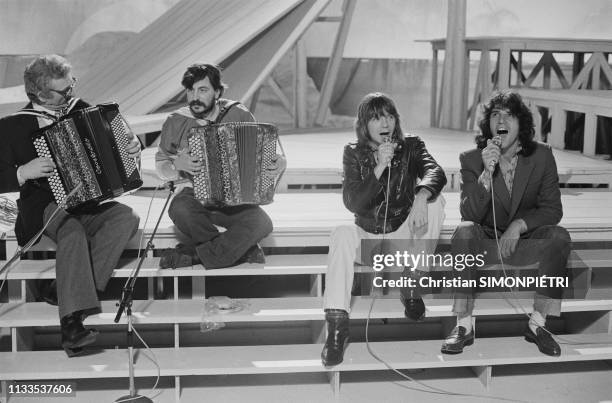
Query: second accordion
188 122 282 206
32 103 143 210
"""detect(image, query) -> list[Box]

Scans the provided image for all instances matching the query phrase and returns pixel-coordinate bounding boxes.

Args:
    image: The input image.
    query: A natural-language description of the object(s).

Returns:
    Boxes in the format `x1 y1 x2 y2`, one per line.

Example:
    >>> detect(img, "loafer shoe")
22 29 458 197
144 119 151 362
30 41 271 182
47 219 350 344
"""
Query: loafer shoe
524 326 561 356
441 326 474 354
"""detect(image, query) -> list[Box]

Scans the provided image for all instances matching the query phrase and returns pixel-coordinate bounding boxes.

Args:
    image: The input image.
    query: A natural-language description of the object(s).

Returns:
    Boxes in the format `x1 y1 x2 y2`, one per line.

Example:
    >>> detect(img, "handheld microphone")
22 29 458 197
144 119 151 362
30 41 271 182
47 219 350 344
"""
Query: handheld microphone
488 134 503 171
381 133 393 167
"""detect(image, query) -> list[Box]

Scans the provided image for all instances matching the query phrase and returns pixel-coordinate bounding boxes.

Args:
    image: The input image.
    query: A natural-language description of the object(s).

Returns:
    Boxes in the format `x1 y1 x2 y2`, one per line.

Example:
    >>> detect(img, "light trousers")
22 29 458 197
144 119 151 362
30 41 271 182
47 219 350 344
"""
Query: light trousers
323 196 446 312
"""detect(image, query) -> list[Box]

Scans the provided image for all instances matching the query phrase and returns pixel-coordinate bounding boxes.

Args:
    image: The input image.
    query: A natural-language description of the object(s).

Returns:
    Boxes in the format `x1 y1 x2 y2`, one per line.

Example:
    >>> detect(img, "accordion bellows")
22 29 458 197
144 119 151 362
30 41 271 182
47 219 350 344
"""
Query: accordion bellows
32 103 142 210
188 122 280 206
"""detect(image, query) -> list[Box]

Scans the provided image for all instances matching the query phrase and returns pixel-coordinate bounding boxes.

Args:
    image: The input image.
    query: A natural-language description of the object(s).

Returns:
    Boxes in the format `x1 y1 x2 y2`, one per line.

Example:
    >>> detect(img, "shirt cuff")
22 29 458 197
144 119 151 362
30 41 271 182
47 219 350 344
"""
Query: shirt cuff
16 166 26 186
478 171 492 192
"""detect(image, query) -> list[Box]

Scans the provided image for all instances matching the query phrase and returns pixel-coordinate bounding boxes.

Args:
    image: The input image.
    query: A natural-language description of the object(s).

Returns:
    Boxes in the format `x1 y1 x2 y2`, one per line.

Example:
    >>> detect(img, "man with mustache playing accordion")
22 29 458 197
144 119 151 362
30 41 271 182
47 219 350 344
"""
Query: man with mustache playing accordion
156 64 286 270
0 55 141 357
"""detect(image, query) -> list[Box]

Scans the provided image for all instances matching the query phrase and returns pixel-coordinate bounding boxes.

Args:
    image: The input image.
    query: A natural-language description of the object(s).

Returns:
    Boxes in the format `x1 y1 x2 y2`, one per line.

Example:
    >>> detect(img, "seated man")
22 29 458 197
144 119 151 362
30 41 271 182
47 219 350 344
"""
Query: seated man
0 55 141 356
156 64 285 269
321 92 447 366
441 90 571 357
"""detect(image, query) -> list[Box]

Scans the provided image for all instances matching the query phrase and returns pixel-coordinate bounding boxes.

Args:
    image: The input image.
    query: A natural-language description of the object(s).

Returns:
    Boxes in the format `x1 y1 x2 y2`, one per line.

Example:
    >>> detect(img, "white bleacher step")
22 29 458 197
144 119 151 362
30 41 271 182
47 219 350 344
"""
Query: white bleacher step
1 334 611 381
4 255 328 280
2 297 611 328
3 248 610 281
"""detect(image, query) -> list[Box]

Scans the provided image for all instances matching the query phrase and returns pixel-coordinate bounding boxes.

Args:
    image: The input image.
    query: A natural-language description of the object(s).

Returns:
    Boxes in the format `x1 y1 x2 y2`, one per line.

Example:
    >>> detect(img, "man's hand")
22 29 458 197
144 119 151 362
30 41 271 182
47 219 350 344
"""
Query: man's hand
373 142 396 178
20 157 56 180
482 138 501 172
407 189 431 232
126 137 141 159
266 154 286 178
498 219 526 258
172 149 202 175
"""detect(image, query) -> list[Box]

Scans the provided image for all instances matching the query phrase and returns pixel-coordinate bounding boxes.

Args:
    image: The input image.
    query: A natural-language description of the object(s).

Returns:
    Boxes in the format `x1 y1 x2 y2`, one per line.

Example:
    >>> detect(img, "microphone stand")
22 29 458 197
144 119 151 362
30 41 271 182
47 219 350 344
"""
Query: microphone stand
114 181 175 403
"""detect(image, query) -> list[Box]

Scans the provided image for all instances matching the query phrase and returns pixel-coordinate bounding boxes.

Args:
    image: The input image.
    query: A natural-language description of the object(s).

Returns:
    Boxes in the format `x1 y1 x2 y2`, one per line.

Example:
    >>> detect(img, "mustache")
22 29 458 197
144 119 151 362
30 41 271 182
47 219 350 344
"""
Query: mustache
189 100 206 107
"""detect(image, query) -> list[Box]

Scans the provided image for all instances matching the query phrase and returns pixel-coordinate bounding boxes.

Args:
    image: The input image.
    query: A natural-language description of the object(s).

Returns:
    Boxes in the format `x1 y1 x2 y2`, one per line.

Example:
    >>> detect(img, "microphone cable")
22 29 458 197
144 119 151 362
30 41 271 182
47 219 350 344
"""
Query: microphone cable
0 184 82 295
361 144 526 402
488 171 611 347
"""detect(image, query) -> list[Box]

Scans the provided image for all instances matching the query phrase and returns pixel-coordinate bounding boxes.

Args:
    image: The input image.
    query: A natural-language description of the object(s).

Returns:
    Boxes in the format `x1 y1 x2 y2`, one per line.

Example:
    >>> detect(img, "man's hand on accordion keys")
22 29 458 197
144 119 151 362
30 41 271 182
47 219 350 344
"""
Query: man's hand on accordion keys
126 137 142 159
20 157 56 180
265 154 287 178
173 148 203 175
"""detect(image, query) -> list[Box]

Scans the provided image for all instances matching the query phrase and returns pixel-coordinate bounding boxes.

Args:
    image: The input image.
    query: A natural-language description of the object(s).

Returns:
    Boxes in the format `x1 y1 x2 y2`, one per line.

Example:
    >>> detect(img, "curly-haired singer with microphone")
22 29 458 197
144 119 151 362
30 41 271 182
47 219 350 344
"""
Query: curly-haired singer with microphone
441 90 571 357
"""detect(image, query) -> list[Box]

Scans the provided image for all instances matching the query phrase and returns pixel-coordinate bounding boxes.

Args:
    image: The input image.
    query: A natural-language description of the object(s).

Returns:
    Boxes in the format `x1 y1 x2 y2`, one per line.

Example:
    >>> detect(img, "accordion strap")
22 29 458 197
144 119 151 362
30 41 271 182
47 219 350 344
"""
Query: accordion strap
214 100 240 124
10 97 81 121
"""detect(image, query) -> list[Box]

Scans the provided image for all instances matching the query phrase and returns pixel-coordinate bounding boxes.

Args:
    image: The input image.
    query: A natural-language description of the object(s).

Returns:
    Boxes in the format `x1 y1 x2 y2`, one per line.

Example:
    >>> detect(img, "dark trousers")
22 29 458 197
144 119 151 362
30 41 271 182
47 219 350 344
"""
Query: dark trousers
43 201 139 319
451 221 571 317
168 187 273 269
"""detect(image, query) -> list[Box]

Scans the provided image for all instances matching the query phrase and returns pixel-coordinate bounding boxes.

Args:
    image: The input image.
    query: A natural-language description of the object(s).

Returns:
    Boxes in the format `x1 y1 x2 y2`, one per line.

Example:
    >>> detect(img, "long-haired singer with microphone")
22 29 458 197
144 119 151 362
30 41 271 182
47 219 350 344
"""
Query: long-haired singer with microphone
321 92 447 366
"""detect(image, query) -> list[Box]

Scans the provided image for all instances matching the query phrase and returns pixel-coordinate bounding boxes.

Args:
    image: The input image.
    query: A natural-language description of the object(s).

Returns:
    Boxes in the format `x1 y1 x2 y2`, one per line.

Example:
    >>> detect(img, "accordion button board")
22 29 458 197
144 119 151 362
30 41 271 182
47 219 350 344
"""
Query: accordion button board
188 122 280 206
31 103 143 210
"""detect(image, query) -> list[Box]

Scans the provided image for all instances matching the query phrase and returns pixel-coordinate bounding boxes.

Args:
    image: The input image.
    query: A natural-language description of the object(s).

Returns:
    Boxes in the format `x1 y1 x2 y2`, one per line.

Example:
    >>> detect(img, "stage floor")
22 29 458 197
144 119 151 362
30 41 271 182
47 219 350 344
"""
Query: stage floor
140 127 612 189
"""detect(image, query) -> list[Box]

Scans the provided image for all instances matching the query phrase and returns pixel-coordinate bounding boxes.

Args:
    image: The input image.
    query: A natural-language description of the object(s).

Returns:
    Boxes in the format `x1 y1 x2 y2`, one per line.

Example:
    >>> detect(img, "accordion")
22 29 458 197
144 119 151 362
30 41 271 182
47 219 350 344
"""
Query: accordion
188 122 282 206
32 103 142 210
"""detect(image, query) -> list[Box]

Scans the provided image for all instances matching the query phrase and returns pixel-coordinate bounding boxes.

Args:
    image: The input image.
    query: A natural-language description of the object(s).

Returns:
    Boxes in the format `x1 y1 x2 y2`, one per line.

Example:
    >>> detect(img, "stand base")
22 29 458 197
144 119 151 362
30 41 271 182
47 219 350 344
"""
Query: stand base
115 394 154 402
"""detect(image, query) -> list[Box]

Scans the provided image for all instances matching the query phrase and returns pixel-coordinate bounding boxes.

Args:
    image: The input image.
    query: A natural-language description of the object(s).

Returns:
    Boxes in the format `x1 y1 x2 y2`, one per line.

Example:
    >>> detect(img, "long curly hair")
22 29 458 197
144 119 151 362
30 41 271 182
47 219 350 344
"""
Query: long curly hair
355 92 403 145
476 90 536 156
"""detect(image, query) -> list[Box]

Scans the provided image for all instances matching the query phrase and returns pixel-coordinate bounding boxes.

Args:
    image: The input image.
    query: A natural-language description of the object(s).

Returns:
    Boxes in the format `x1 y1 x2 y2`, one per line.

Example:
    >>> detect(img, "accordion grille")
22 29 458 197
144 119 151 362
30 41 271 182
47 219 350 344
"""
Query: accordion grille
33 136 67 205
110 113 138 177
189 122 279 206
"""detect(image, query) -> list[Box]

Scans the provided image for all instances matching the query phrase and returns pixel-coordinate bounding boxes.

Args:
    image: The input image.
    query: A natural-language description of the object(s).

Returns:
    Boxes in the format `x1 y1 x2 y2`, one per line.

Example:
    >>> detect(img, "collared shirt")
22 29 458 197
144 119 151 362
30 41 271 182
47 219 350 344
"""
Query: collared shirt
32 103 60 128
499 146 521 194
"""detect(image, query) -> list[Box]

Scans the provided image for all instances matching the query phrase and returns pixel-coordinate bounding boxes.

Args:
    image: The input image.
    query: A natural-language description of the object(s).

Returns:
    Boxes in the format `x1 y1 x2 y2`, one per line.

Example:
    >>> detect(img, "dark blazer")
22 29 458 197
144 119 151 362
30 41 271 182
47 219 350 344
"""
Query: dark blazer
343 134 447 234
459 142 562 233
0 99 90 245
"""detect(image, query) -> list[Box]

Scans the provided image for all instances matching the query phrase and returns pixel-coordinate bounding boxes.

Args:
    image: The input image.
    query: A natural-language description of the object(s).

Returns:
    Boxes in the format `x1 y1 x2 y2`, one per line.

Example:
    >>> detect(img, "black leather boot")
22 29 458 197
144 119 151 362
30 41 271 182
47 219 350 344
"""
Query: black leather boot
61 311 98 357
400 268 425 321
321 309 349 367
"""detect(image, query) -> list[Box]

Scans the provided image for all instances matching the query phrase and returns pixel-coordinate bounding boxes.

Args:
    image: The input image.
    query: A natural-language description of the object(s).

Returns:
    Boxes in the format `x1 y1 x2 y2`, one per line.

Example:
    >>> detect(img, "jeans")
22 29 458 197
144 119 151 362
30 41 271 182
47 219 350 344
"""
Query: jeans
168 187 273 269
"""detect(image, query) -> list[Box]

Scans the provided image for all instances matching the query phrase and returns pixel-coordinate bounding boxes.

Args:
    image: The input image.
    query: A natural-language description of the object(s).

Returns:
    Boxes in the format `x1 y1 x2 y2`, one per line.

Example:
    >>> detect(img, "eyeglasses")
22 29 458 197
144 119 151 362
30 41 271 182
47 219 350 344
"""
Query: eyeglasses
48 77 77 98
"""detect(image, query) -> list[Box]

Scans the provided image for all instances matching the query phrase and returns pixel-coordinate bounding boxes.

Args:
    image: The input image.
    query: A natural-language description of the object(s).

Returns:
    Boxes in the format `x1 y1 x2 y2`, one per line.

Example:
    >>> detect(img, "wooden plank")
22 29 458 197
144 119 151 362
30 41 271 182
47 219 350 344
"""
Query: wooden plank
5 189 612 254
550 104 566 149
2 246 611 283
583 113 597 156
78 0 305 114
294 39 308 128
223 0 331 104
1 334 611 380
314 0 357 126
2 297 611 328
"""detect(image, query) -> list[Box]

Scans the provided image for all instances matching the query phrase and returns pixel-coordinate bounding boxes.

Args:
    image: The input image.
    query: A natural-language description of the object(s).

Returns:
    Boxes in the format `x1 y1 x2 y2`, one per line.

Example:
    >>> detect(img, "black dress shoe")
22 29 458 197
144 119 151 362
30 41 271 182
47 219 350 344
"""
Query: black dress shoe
400 292 425 321
236 244 266 265
321 309 349 367
61 311 98 357
524 326 561 356
159 244 201 269
38 279 58 306
441 326 474 354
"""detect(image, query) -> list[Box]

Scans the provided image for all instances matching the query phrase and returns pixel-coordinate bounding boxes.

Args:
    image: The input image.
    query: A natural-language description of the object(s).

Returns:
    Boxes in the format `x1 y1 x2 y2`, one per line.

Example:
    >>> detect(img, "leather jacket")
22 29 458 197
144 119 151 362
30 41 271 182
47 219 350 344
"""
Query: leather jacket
342 134 446 234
